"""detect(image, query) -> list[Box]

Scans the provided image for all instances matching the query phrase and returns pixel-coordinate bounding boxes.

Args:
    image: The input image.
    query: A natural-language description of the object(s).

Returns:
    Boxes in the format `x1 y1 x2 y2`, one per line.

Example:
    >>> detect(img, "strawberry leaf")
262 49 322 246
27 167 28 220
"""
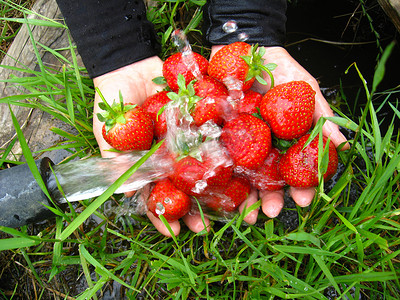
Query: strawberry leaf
96 113 107 123
258 46 266 57
177 73 187 91
152 76 167 85
98 102 107 111
123 105 137 112
167 92 180 101
265 63 277 71
157 103 168 121
256 74 268 85
105 119 116 132
119 91 124 112
240 55 252 66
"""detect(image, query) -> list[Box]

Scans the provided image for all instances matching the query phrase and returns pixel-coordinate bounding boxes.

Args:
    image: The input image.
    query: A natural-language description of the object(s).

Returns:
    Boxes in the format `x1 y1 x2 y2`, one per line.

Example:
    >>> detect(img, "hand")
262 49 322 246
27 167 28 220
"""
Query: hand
211 45 349 223
93 56 210 237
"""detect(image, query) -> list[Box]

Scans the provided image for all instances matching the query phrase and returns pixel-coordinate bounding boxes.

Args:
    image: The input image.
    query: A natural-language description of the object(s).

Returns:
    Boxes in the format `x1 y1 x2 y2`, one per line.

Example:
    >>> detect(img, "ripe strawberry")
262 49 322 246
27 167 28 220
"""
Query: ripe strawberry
260 81 316 140
163 52 209 92
191 75 229 126
208 42 272 92
236 89 263 115
220 114 271 169
169 155 233 197
97 99 153 151
278 134 339 188
238 147 286 191
142 91 171 139
147 179 191 221
201 176 251 213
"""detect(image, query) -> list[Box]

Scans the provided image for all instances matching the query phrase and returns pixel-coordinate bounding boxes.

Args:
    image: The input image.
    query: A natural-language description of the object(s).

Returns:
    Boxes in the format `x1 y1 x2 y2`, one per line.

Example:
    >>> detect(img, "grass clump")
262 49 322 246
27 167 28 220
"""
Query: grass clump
0 0 399 299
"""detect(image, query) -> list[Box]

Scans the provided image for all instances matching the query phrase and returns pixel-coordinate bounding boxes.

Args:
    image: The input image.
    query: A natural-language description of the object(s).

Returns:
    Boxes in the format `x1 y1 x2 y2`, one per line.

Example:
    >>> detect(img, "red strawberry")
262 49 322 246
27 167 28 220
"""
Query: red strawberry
147 179 191 221
191 75 229 126
142 91 171 139
220 114 271 169
163 52 209 92
278 134 339 188
260 81 316 140
201 176 251 213
237 89 263 115
208 42 270 92
97 99 153 151
169 155 233 197
239 147 286 191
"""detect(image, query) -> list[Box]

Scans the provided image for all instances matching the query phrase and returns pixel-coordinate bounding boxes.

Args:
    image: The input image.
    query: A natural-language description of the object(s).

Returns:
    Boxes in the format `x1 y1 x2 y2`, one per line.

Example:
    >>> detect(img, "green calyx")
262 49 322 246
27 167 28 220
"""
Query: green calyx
96 89 137 133
162 74 202 117
240 44 277 88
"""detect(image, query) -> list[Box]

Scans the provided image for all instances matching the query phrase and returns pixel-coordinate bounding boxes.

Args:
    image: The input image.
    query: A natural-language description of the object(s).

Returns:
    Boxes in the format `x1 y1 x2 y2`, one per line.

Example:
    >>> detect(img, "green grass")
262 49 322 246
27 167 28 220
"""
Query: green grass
1 0 400 299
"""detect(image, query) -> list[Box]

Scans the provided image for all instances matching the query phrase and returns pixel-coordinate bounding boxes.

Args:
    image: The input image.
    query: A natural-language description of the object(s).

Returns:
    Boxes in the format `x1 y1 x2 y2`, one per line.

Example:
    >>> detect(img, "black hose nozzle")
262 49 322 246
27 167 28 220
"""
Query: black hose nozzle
0 158 56 228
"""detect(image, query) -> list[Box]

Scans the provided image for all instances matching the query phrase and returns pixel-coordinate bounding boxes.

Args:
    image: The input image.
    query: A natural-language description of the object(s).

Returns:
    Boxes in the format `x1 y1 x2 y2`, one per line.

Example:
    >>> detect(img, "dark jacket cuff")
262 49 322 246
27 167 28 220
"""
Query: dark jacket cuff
56 0 160 78
203 0 287 47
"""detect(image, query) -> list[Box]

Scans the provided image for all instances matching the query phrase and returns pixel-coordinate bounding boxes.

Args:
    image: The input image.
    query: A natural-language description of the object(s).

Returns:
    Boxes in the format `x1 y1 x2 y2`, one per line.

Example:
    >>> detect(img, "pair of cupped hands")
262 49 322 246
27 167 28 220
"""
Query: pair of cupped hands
93 46 349 237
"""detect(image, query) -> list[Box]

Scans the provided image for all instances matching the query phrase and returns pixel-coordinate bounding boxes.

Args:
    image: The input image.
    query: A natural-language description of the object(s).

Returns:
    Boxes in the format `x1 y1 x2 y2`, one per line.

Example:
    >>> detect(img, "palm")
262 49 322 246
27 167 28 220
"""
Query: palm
91 56 210 236
93 56 165 156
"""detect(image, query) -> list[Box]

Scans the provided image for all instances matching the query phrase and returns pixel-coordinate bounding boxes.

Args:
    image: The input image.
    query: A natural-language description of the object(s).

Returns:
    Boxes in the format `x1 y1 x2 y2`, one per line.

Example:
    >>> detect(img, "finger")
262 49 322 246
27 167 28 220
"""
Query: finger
124 191 136 198
182 213 210 234
210 45 225 59
289 186 315 207
146 211 181 237
321 118 350 151
238 189 259 225
260 190 285 218
314 91 350 150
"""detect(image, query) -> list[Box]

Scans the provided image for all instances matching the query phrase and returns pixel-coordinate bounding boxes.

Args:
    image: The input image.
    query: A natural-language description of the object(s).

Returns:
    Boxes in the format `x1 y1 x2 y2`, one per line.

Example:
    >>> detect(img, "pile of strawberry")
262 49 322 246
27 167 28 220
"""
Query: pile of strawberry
97 41 339 222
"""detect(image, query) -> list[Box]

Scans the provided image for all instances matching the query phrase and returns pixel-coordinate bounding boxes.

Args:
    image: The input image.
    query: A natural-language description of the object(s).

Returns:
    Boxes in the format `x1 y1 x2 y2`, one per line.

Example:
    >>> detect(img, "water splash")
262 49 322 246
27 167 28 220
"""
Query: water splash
172 29 202 80
222 20 238 33
48 150 174 203
155 202 165 215
224 76 244 103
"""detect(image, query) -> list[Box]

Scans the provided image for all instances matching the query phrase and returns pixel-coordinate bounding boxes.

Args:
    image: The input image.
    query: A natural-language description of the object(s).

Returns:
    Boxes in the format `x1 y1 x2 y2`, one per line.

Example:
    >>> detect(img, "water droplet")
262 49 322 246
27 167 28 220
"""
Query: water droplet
155 202 165 215
222 20 238 33
238 32 249 41
164 197 172 204
125 14 132 21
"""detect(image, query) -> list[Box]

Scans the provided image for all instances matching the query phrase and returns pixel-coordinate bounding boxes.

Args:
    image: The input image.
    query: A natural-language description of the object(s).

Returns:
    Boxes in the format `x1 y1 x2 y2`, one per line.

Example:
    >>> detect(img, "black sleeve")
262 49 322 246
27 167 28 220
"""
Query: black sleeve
203 0 287 47
56 0 160 78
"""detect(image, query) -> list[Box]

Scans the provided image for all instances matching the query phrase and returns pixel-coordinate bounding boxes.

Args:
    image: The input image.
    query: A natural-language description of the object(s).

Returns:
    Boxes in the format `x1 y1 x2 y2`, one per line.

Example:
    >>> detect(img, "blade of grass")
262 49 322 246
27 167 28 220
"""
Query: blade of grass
9 104 51 199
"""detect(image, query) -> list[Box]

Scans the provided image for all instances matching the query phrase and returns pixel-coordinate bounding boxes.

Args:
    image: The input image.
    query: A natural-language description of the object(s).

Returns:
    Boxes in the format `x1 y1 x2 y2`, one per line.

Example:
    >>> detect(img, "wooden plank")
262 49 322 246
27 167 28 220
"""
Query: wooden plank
378 0 400 33
0 0 83 163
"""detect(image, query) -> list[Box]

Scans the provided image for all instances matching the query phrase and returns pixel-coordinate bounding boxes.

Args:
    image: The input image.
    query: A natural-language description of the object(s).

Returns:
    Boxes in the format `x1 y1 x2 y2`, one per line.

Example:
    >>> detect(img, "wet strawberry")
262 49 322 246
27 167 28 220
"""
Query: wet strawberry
220 114 271 169
236 89 263 115
239 147 286 191
202 176 251 213
147 179 191 221
191 75 229 126
97 99 153 151
169 155 233 197
260 81 316 140
141 91 171 139
278 134 339 188
208 42 270 92
163 52 209 92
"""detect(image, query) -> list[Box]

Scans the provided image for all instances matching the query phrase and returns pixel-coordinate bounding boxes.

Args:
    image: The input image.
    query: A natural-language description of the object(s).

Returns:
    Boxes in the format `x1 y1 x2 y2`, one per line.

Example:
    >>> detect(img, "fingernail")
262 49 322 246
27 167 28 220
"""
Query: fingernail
267 205 281 218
